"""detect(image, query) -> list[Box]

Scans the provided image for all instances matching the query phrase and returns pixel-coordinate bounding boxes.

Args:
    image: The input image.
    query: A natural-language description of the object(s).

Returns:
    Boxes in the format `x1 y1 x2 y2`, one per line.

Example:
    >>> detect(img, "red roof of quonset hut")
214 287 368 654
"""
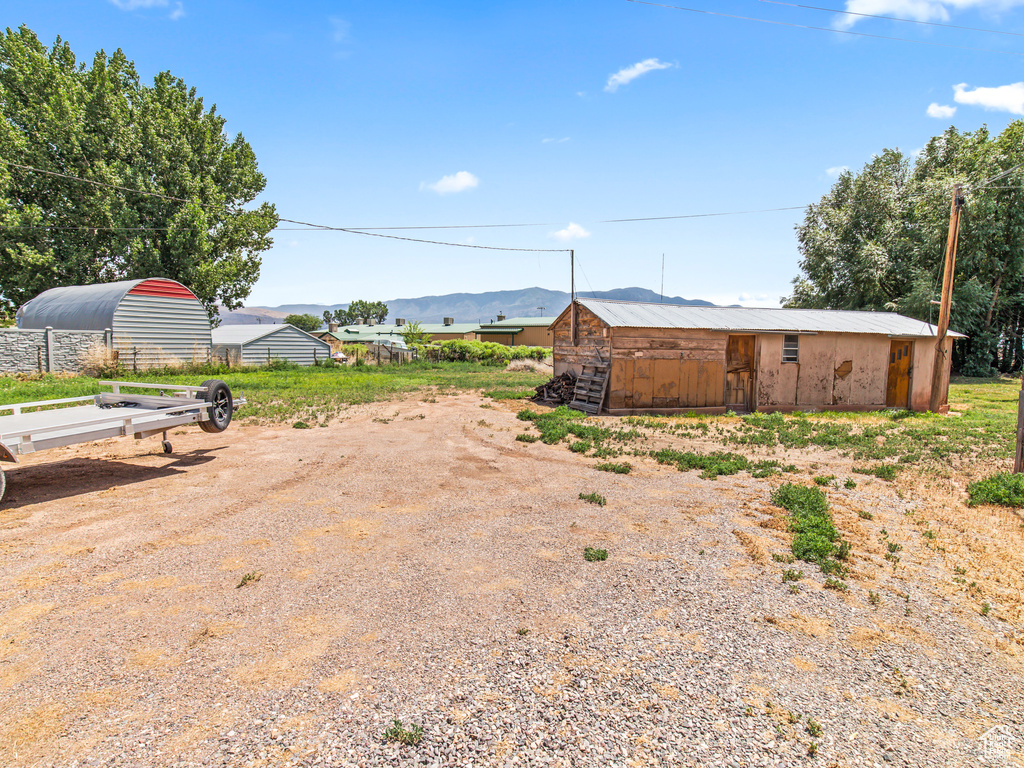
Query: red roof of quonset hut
17 278 212 369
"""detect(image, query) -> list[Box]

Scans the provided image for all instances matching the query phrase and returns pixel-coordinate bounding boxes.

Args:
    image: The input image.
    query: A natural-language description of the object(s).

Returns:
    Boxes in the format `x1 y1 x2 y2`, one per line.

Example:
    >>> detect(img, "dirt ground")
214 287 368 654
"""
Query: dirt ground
1 393 1022 767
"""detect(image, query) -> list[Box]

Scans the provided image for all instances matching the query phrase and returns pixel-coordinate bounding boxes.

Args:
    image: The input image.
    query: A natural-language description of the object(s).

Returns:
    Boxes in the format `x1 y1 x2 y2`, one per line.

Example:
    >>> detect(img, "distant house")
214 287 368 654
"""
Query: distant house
315 319 479 348
551 299 964 414
474 315 557 347
212 324 331 366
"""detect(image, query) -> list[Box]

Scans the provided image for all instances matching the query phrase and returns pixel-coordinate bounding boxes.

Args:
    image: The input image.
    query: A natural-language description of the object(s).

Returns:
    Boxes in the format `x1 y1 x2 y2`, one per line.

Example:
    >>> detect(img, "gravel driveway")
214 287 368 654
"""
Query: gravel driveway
0 394 1021 767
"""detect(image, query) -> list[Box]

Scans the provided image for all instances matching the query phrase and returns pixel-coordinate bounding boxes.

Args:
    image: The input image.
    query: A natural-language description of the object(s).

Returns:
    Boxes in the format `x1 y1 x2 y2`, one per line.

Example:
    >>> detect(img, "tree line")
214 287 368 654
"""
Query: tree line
787 121 1024 376
0 26 277 320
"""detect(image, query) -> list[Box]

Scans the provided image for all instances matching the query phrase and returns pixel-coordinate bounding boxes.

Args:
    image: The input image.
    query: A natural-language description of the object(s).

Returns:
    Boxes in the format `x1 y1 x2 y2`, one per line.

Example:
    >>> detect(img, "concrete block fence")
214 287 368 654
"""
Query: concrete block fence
0 327 111 374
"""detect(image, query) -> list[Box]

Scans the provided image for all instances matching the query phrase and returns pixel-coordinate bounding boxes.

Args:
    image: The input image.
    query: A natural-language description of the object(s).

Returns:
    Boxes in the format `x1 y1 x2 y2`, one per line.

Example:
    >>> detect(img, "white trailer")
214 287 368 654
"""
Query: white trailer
0 379 243 501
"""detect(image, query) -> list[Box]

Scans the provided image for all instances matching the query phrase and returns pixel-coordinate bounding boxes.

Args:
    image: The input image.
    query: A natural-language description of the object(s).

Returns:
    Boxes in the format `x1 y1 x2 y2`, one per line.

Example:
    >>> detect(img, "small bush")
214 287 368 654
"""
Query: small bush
856 509 873 520
595 462 632 474
824 577 849 592
806 718 823 737
844 478 857 489
570 440 592 454
237 571 262 588
382 719 424 746
583 546 608 561
813 474 836 486
516 433 539 443
293 421 311 429
781 568 803 583
967 473 1024 507
578 491 606 506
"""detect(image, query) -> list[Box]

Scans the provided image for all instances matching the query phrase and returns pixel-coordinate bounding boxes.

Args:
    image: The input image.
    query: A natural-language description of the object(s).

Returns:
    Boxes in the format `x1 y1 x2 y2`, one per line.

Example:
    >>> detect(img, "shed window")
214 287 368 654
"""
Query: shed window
782 334 799 363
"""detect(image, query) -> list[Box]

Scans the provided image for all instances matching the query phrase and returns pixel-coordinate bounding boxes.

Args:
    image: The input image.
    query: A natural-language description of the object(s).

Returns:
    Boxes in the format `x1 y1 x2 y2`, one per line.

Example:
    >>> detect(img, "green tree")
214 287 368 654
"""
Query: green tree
786 122 1024 375
284 313 322 333
0 26 277 319
400 320 432 347
345 299 388 324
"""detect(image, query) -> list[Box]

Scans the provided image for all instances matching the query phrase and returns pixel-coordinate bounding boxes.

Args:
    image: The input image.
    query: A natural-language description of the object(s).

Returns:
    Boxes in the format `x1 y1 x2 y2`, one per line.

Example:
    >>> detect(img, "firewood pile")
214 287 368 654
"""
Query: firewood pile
532 372 578 404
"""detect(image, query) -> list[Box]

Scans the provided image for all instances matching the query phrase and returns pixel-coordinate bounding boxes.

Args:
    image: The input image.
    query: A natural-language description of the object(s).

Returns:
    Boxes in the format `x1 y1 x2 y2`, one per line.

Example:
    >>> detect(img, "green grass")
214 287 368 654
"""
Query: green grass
771 483 850 577
0 362 549 425
578 491 606 506
967 472 1024 507
583 546 608 562
650 448 794 480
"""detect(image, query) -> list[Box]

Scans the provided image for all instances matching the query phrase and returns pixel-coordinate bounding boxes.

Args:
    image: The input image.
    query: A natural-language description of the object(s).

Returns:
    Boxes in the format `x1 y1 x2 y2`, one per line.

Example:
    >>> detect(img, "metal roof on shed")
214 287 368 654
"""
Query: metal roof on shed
574 299 966 338
212 324 327 346
17 278 202 331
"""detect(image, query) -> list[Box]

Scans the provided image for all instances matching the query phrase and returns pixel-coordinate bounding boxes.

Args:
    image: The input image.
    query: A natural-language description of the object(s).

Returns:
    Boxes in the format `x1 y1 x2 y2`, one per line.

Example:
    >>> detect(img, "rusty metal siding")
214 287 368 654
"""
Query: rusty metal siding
112 294 212 369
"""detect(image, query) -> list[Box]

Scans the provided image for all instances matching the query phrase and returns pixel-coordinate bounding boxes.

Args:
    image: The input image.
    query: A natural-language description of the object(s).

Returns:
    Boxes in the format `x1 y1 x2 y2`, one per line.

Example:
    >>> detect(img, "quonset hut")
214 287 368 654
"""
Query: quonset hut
17 278 212 369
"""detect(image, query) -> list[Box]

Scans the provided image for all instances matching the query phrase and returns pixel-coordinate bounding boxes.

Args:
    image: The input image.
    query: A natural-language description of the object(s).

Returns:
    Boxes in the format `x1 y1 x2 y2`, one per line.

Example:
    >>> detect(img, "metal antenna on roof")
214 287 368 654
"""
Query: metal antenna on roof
661 253 665 302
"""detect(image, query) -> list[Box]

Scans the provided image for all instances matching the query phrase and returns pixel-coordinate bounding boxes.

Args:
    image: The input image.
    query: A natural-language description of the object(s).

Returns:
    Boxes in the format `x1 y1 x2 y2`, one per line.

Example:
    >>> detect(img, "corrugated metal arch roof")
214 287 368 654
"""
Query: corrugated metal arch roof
17 278 201 331
573 299 966 338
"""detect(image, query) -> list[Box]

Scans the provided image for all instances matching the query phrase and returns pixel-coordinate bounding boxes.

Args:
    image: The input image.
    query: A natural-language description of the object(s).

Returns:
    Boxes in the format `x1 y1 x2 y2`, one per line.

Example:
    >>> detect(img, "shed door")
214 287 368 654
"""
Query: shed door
886 340 912 408
726 335 755 412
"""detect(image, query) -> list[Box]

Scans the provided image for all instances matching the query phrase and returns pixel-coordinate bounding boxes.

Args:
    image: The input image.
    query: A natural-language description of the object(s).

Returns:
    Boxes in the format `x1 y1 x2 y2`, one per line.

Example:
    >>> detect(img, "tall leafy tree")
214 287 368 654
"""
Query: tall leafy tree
0 26 277 318
786 122 1024 376
283 313 322 333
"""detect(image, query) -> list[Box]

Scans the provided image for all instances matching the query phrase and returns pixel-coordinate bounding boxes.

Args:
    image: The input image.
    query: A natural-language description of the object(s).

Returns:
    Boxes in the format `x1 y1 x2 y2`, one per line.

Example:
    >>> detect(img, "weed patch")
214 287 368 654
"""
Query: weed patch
650 448 794 480
853 464 897 481
770 484 850 578
595 462 632 474
584 546 608 562
382 719 424 746
967 472 1024 507
578 492 606 506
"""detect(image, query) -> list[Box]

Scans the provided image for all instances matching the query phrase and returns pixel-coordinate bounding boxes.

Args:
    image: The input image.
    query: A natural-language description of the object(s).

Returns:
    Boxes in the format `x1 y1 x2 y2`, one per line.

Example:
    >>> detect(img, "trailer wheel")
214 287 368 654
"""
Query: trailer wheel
199 379 233 433
0 466 5 503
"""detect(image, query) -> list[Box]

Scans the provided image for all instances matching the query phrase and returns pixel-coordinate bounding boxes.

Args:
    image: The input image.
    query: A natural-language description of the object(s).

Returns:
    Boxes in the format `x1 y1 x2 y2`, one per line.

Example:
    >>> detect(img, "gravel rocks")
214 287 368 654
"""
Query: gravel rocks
0 395 1020 767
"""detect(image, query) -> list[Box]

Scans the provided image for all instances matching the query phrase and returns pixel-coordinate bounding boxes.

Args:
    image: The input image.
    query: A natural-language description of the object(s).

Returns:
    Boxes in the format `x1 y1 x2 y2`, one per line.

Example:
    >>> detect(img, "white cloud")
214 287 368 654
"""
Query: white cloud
826 165 850 178
542 137 570 144
550 222 591 242
421 171 479 195
837 0 1024 29
604 58 673 93
926 102 957 118
329 17 351 44
953 82 1024 115
169 2 185 20
109 0 168 9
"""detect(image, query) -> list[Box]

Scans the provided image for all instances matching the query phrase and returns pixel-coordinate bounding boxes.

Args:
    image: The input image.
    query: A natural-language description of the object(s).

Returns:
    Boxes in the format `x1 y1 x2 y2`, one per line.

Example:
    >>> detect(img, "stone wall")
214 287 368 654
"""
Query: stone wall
0 327 111 374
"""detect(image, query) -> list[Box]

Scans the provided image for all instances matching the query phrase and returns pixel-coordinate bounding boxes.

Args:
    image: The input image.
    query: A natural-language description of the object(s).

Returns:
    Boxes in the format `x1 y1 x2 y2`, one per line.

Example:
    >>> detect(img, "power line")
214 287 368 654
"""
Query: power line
757 0 1024 38
0 159 191 204
277 218 571 253
602 205 808 223
626 0 1024 56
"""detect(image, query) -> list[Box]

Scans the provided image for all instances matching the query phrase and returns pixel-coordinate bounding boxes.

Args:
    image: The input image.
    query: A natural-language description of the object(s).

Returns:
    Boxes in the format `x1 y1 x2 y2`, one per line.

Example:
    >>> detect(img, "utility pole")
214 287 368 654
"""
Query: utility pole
929 184 964 414
570 249 577 346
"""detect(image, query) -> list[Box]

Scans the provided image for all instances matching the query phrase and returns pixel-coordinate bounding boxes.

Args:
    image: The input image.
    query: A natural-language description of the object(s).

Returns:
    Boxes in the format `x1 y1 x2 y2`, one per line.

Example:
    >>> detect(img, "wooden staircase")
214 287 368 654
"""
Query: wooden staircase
569 360 609 415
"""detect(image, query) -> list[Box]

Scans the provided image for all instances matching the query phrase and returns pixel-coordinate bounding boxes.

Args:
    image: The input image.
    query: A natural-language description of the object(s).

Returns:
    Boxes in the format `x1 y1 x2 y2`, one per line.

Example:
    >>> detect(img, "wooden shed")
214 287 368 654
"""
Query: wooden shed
551 299 964 414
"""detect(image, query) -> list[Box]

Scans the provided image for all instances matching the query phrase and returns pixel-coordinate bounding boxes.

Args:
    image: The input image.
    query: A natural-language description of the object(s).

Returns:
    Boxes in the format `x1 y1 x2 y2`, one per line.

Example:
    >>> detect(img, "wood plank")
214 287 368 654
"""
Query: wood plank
653 358 679 402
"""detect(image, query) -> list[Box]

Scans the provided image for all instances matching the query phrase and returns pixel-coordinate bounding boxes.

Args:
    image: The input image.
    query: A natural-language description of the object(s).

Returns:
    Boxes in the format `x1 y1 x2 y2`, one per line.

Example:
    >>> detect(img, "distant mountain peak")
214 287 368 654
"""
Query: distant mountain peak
218 286 719 325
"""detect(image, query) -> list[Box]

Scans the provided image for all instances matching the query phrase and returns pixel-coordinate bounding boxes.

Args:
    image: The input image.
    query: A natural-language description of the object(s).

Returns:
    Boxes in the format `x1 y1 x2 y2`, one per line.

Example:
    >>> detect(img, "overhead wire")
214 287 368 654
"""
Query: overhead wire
756 0 1024 37
625 0 1024 56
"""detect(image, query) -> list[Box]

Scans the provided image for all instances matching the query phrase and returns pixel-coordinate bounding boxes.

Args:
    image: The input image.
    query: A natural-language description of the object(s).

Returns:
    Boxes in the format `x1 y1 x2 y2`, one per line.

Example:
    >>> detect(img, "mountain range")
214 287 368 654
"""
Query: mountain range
218 287 721 326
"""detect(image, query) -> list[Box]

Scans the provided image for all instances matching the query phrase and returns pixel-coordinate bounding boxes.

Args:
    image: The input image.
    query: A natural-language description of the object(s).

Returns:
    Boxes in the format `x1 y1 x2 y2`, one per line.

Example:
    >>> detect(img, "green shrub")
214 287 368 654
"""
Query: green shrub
584 546 608 561
967 473 1024 507
515 433 539 443
578 491 606 506
595 462 632 474
569 440 592 454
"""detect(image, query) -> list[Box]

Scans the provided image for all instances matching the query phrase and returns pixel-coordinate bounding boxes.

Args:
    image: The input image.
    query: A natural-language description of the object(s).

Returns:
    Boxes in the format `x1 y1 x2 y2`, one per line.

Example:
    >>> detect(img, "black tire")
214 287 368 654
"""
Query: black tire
198 379 233 433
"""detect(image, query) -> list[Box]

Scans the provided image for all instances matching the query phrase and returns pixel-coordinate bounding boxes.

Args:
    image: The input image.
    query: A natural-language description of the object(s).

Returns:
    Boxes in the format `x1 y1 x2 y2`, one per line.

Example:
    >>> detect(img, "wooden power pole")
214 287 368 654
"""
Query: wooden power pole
928 185 964 414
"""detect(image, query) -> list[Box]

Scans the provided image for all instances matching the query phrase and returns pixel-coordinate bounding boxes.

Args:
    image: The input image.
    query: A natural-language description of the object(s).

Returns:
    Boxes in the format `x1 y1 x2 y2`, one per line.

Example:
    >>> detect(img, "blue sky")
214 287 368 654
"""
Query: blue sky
6 0 1024 308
